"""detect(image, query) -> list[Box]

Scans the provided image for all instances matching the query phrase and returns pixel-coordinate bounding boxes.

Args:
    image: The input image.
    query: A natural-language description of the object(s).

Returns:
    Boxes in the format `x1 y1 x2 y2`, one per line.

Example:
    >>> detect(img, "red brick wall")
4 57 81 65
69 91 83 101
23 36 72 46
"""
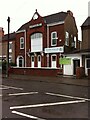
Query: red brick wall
15 32 25 65
10 67 62 77
49 24 64 47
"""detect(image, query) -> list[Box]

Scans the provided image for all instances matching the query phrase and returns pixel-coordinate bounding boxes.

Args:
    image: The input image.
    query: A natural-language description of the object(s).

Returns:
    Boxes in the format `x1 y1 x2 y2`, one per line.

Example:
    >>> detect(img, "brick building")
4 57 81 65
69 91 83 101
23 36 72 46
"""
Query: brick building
15 10 79 69
63 16 90 77
1 32 16 63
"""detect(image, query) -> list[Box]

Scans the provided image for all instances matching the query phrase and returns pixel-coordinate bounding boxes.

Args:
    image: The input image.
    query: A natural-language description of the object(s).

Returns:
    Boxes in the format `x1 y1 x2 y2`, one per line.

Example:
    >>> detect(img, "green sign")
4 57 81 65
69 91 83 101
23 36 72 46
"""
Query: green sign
59 57 71 65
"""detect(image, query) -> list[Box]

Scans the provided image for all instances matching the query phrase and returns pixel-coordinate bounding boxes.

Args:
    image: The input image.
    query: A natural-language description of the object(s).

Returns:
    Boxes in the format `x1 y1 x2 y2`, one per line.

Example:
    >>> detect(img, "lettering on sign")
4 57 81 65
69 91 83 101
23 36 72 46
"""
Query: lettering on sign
29 23 42 29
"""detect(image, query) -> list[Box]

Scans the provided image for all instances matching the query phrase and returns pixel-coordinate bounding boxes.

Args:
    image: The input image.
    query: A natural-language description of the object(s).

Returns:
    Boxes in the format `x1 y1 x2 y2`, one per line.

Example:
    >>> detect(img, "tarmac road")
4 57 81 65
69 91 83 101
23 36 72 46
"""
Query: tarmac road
1 77 90 119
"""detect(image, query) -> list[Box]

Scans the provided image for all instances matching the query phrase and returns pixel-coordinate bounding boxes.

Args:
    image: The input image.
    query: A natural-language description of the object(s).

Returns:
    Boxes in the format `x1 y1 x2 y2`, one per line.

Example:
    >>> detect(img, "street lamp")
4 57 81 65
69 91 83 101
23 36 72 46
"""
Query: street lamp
6 16 10 77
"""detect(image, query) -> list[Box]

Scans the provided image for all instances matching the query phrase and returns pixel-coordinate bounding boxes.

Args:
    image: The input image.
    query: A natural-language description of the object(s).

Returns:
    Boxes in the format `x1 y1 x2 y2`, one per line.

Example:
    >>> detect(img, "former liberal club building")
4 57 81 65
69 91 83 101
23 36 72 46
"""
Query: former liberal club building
15 10 79 69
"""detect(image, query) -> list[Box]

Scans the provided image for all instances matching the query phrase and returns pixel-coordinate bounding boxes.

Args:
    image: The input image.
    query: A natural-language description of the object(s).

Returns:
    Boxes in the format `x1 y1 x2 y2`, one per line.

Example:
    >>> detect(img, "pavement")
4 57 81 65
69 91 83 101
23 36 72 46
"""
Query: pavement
2 74 90 87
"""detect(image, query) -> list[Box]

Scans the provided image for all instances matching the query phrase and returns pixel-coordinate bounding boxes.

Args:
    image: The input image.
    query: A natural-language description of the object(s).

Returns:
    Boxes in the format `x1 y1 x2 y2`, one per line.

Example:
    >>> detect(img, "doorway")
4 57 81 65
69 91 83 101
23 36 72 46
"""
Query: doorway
38 55 41 68
73 59 80 75
51 55 56 68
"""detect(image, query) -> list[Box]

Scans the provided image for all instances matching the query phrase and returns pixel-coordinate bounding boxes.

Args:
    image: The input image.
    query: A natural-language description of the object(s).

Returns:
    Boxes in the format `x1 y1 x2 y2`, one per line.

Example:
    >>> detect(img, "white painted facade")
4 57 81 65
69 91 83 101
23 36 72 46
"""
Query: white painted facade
63 54 82 76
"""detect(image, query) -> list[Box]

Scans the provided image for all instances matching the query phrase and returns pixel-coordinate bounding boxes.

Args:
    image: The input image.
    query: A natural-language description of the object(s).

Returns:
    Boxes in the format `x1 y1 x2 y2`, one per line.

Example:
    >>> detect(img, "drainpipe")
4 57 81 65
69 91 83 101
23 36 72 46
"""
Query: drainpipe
24 30 26 67
47 25 49 67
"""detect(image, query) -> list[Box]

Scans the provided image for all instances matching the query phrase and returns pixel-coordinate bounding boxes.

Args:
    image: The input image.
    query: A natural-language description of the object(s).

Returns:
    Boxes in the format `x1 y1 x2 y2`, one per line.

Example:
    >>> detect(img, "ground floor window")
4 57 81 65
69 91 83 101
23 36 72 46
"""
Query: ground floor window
86 59 90 68
31 56 34 68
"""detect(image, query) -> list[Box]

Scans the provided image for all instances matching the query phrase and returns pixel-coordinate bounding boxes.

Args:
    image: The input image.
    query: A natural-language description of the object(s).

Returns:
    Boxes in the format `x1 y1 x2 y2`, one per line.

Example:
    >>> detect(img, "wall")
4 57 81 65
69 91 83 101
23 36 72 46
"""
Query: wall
81 27 90 49
10 67 62 77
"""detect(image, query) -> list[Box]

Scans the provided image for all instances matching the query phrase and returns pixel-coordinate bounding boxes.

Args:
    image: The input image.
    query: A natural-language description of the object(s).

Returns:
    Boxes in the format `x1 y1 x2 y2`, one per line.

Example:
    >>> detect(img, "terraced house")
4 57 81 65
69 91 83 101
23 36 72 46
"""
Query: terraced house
15 10 79 70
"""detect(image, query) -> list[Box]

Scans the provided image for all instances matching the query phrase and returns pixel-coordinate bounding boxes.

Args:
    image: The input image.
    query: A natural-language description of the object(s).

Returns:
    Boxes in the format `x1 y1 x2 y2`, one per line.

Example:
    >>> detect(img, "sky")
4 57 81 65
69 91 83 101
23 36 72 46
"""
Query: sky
0 0 90 40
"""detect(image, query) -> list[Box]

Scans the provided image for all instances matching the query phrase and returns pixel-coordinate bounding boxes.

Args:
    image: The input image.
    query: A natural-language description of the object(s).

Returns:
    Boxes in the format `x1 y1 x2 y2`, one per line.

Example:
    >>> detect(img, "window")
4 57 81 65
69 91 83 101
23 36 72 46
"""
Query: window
9 42 12 53
86 59 90 68
31 33 43 52
74 36 77 48
20 37 24 49
65 32 69 46
51 32 57 46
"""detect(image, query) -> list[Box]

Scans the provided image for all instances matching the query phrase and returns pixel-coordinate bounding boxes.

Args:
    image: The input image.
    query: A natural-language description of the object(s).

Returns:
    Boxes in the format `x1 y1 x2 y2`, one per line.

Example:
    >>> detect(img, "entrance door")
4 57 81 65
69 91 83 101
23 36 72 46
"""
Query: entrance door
31 56 34 68
51 55 56 68
73 59 80 75
38 55 41 68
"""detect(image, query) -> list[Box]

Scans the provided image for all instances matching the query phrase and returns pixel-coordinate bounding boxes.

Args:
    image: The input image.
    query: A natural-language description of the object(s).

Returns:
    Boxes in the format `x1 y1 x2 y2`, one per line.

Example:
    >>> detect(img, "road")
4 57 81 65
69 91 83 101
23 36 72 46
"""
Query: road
1 77 90 119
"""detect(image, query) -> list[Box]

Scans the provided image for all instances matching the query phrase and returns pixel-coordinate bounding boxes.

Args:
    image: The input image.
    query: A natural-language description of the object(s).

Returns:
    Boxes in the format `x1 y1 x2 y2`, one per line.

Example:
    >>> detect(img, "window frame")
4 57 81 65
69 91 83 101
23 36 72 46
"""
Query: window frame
51 32 58 46
20 37 24 49
9 41 12 53
65 31 69 46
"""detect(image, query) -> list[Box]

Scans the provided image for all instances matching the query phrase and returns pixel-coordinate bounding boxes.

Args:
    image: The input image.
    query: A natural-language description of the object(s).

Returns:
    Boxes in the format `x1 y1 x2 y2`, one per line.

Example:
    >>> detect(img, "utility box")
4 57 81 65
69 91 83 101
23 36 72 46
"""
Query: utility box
76 67 85 79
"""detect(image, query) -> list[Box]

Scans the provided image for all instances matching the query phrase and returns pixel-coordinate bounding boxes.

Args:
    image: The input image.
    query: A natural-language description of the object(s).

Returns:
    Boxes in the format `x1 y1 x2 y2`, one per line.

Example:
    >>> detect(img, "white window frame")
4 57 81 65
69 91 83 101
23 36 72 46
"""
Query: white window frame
74 36 77 48
9 42 12 53
20 37 24 49
31 33 43 52
31 55 34 68
51 32 58 46
65 31 69 46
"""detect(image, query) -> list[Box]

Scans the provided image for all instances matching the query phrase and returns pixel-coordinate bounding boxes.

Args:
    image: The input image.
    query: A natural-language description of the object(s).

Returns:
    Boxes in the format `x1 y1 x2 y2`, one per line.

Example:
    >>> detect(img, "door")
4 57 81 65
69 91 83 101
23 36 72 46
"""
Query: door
73 59 80 75
38 55 41 68
51 55 56 68
31 56 34 68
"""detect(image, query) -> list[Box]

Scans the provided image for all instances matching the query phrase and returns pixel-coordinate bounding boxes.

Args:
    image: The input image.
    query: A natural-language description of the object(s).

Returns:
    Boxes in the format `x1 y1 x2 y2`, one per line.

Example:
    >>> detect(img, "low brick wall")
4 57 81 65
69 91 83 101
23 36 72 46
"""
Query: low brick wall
9 67 63 77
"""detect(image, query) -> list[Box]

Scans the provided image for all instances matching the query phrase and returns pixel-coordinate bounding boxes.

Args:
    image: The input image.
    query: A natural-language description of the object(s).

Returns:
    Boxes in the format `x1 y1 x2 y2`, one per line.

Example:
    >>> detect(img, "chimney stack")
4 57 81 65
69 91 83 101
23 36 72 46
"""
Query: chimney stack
0 27 4 38
67 10 73 17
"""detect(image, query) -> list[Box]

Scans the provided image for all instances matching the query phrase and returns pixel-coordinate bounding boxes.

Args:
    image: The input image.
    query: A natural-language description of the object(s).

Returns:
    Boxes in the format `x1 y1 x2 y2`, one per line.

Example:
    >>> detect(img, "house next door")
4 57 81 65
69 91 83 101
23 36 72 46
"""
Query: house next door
73 59 80 75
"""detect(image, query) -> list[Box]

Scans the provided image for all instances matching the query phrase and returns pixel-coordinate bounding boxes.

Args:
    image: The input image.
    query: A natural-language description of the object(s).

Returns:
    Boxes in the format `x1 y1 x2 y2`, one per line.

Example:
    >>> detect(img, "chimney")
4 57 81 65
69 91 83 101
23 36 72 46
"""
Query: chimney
67 10 73 17
88 1 90 17
0 27 4 37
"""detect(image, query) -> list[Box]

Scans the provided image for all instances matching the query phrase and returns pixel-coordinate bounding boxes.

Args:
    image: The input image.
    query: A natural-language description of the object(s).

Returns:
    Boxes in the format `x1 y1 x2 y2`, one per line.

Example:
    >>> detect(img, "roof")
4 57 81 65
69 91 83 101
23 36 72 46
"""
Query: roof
64 49 90 55
81 17 90 27
17 11 68 31
43 12 67 24
2 32 16 41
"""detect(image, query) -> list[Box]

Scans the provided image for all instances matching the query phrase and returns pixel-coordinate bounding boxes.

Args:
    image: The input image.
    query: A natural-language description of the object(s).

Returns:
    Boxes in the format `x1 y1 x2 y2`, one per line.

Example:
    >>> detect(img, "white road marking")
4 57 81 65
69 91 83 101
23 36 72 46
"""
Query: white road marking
1 85 23 90
10 99 85 110
9 92 38 96
0 87 9 90
12 110 45 120
0 94 2 97
46 92 90 101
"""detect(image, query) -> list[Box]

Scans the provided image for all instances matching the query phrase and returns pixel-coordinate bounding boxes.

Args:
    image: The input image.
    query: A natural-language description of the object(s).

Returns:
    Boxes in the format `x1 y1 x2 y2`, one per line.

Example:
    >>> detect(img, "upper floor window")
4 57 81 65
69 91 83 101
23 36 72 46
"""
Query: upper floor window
20 37 24 49
9 42 12 53
51 32 58 46
31 33 43 52
65 32 69 46
74 36 77 48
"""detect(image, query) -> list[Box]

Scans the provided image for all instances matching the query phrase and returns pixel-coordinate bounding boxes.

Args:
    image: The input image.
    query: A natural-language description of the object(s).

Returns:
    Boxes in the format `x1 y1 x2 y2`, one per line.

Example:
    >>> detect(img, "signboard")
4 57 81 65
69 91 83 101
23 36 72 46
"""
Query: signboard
29 23 42 29
44 46 64 53
59 57 71 65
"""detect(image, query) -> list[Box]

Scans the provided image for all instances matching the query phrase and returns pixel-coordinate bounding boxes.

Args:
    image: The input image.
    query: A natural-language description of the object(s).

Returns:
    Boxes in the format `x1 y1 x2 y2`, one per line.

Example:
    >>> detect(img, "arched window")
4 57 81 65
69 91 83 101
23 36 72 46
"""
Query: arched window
31 33 43 52
17 56 24 67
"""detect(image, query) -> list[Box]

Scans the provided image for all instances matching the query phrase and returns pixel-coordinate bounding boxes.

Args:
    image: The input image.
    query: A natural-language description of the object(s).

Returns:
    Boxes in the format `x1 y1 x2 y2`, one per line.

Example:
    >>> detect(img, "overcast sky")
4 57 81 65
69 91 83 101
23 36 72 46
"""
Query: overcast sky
0 0 89 40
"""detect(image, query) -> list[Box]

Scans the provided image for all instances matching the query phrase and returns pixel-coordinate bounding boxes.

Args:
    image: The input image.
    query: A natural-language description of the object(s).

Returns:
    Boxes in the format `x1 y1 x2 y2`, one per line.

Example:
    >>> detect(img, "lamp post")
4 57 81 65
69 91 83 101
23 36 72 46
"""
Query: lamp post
6 16 10 77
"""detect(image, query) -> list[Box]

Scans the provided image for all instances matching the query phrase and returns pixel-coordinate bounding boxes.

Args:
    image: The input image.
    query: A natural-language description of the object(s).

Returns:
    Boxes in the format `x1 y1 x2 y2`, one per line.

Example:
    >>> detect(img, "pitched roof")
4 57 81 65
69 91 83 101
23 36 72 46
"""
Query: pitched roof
17 11 68 31
2 32 16 41
81 17 90 27
43 12 67 24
